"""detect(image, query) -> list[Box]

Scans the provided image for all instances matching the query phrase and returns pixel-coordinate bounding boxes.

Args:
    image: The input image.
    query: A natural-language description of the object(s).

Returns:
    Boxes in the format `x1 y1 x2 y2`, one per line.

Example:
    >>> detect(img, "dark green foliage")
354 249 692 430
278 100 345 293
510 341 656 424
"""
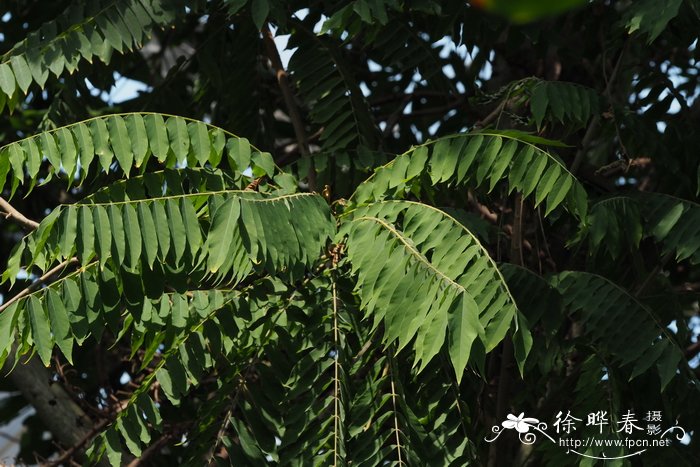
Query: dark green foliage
288 20 379 153
0 113 274 194
351 130 587 220
343 200 525 380
528 80 599 130
551 271 685 390
0 0 185 107
0 0 699 466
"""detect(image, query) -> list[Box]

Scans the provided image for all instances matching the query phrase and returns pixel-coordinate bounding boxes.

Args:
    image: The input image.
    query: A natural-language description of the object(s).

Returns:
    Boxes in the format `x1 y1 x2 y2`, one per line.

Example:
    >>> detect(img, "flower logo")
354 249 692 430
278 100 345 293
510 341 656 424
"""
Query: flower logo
502 413 540 433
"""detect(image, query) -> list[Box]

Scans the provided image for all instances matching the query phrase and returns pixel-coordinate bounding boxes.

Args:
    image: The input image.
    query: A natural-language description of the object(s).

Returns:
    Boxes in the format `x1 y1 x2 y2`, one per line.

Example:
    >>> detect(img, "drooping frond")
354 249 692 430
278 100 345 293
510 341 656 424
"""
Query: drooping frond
89 276 347 465
575 193 700 264
265 275 351 465
349 130 587 220
321 0 403 31
87 167 239 202
87 287 258 464
550 271 684 389
638 192 700 264
287 148 390 199
500 263 562 331
574 196 643 260
288 20 379 154
624 0 683 43
4 191 335 284
1 183 333 370
0 264 220 368
341 200 529 381
0 113 277 194
499 263 560 372
363 20 455 94
0 0 184 105
527 79 599 129
346 351 478 465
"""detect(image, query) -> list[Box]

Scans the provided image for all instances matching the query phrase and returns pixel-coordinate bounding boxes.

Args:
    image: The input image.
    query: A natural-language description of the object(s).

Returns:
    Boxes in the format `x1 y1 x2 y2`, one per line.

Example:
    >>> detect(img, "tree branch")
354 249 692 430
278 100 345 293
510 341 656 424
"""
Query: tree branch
262 24 317 192
487 193 523 467
0 196 40 231
43 419 109 467
0 208 104 464
0 258 80 314
570 39 628 174
381 95 412 138
474 98 508 130
125 432 174 467
4 349 111 467
685 341 700 360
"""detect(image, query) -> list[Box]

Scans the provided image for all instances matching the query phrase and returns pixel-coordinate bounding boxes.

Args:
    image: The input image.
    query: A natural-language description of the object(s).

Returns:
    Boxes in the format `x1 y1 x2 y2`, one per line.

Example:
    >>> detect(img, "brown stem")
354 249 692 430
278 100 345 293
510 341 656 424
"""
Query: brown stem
382 97 465 120
474 98 508 130
125 432 174 467
262 24 317 191
601 40 631 162
0 196 40 231
488 194 523 467
635 254 671 296
686 341 700 360
0 205 103 463
5 349 112 467
206 362 256 466
570 39 628 174
510 194 524 266
570 114 601 175
0 258 80 314
467 192 498 222
381 95 412 138
43 420 109 467
369 90 451 106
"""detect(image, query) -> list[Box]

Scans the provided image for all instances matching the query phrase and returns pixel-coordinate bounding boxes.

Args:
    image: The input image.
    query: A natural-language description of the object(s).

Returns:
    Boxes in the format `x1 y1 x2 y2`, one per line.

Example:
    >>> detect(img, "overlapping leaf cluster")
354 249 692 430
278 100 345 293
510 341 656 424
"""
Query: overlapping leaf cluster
528 80 599 130
1 0 699 464
575 193 700 264
342 200 526 380
551 271 684 390
0 0 184 107
287 20 379 154
1 189 334 365
351 131 587 220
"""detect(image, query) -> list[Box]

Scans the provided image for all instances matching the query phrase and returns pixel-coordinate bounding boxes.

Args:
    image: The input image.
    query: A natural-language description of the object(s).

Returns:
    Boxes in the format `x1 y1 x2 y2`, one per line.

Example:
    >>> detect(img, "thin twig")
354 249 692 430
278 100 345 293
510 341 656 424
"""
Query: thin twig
381 95 412 138
601 42 630 162
208 407 233 465
487 194 522 467
387 360 405 466
686 341 700 360
126 433 174 467
510 194 524 266
382 97 465 120
0 258 80 314
332 279 341 466
369 90 452 106
634 254 672 296
42 420 109 467
571 39 628 174
261 24 316 191
473 98 508 129
206 349 270 465
0 431 21 443
0 196 40 230
536 207 556 273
